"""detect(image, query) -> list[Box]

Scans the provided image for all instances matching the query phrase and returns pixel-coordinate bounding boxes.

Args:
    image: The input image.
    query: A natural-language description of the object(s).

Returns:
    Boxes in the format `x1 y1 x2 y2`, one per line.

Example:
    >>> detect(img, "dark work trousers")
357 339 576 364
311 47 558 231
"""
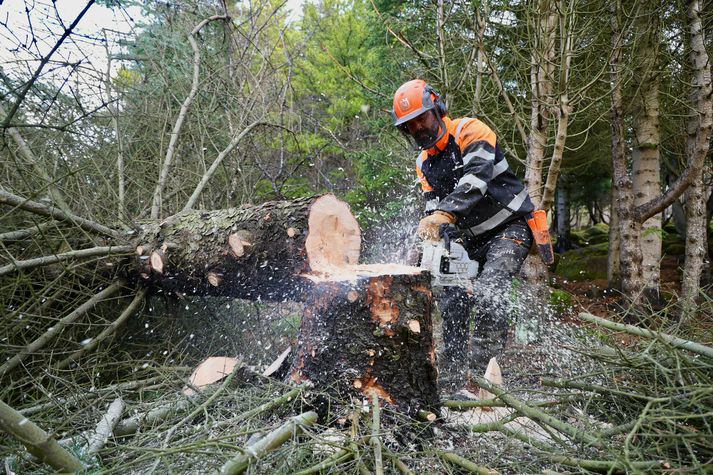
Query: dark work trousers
438 217 533 391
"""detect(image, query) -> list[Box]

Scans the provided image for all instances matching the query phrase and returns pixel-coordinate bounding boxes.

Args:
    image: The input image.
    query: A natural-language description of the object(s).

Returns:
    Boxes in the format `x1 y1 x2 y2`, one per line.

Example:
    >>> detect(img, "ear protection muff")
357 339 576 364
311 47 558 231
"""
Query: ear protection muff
424 84 448 118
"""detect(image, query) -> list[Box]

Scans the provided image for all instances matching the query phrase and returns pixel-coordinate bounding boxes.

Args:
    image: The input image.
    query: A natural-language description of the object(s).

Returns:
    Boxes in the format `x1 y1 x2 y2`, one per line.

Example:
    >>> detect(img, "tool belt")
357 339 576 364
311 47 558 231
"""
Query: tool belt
526 210 554 265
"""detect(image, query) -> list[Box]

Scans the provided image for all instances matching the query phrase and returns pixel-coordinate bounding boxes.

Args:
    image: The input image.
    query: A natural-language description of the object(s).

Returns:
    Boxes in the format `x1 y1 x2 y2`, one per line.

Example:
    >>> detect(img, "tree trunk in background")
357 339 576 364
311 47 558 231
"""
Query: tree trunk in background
680 0 713 315
682 174 709 313
607 200 621 288
631 0 662 296
555 185 571 252
133 195 361 301
610 0 645 297
291 270 439 413
524 0 556 206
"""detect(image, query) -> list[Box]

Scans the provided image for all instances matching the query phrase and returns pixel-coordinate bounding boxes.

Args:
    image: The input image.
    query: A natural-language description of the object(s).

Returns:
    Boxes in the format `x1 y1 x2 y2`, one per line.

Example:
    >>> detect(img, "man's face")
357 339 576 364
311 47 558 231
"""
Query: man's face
405 110 440 148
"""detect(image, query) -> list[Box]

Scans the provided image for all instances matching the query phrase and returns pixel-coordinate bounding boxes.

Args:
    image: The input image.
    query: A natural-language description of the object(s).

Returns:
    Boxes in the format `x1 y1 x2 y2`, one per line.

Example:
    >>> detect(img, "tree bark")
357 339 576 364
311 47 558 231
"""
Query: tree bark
555 184 571 252
610 0 644 297
134 194 361 301
631 0 662 294
290 269 439 413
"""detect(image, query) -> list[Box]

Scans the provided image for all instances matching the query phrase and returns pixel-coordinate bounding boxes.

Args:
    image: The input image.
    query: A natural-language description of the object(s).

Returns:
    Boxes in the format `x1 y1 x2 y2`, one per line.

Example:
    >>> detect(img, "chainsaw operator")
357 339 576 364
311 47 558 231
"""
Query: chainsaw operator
392 79 536 398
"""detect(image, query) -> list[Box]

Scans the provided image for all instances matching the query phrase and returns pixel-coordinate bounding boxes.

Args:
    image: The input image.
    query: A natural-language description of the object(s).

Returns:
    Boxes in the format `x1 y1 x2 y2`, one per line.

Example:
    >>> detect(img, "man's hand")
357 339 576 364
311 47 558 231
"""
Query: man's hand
418 210 456 240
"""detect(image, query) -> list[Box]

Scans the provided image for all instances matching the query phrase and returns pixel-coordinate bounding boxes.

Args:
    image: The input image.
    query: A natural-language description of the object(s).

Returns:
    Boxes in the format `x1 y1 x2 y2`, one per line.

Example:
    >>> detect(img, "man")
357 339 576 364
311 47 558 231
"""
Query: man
392 79 535 397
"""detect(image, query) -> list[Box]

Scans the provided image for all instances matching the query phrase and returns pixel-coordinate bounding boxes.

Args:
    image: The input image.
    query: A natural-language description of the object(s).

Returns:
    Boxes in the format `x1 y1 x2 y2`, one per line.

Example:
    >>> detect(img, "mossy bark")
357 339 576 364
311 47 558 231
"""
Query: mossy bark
290 272 439 413
132 197 322 300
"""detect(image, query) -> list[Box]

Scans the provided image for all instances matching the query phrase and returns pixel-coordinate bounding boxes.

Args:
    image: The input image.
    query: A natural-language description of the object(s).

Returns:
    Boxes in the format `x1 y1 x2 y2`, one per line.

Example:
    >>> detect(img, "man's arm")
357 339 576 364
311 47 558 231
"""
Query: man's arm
436 119 497 220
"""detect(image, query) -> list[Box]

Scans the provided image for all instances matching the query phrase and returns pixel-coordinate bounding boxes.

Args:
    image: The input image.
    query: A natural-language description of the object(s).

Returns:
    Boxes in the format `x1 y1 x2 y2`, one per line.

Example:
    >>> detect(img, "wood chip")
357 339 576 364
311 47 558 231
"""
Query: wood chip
347 290 359 302
478 357 503 400
286 227 299 237
408 320 421 333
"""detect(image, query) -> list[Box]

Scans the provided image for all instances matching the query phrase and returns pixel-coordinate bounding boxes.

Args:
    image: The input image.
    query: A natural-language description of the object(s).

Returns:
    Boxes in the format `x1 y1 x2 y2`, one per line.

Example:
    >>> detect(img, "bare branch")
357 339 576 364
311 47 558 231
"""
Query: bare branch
55 289 147 370
0 189 122 239
182 120 266 211
0 1 95 130
0 280 125 377
150 15 229 219
0 245 133 277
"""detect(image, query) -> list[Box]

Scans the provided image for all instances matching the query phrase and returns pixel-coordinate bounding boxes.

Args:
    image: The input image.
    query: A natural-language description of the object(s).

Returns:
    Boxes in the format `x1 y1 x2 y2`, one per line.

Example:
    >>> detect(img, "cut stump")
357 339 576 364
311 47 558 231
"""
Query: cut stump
291 266 439 413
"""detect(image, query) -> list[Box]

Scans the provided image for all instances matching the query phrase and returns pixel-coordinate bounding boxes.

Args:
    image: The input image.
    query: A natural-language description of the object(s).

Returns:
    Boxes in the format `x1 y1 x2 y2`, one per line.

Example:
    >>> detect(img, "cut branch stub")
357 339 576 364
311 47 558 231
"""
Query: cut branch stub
133 194 361 301
290 266 439 413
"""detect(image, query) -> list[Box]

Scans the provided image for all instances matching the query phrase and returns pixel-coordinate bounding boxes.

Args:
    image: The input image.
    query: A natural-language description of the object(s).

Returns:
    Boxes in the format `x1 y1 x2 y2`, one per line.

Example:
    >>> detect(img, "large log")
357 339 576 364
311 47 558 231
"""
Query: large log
133 194 361 300
290 266 439 413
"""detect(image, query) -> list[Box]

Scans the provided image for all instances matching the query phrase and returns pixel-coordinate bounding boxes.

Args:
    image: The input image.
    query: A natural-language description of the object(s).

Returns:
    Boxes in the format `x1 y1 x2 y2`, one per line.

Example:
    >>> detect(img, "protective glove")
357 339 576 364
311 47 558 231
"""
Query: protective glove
418 210 456 241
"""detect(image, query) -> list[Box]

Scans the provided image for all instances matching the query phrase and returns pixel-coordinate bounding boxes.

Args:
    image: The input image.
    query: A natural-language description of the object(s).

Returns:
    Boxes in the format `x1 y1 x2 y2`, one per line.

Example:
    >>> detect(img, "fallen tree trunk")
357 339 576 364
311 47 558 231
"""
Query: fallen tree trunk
291 266 439 413
133 194 361 301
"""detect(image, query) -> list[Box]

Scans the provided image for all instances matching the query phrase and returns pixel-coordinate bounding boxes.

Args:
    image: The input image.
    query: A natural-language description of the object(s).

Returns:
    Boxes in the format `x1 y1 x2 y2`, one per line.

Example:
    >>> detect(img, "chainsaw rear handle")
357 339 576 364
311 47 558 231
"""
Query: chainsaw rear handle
526 210 554 265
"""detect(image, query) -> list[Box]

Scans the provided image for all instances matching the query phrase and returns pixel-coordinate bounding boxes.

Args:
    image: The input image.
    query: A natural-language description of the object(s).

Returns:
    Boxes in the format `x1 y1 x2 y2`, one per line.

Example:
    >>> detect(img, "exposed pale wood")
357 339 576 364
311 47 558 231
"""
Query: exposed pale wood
183 357 240 396
262 347 291 377
150 250 165 274
305 194 360 272
207 272 222 286
478 358 502 401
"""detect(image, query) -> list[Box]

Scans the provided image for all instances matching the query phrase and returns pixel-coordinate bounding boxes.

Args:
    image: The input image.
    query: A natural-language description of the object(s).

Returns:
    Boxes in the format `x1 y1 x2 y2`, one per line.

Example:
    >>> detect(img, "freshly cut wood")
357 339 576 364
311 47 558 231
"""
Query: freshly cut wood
183 357 240 395
478 358 502 401
134 194 360 300
290 266 439 413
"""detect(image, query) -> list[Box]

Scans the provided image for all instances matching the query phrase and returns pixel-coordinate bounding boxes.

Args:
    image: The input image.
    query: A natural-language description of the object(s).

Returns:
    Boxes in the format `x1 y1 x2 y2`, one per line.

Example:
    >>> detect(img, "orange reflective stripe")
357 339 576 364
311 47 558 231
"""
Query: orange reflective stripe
456 118 496 150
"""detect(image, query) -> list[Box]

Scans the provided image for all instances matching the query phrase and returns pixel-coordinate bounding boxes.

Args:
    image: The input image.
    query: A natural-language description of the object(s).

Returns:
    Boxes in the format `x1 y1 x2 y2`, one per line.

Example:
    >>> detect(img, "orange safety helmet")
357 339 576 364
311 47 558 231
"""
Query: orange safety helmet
392 79 448 149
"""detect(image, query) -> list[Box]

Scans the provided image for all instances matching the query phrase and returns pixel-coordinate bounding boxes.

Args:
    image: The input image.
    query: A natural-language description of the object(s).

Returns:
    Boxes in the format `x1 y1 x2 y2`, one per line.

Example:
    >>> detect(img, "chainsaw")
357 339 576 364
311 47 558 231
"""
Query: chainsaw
419 224 479 290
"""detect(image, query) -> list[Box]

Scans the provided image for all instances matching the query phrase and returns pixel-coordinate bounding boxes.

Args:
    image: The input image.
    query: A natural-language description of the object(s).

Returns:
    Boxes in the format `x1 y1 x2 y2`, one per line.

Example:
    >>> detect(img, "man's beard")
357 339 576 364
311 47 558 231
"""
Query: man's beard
414 128 438 148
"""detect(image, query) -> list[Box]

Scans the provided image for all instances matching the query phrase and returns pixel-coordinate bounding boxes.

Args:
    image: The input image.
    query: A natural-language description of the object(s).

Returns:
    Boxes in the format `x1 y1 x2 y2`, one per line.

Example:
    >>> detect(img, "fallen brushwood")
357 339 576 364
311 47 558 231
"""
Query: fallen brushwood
438 451 500 475
475 377 602 448
216 411 319 474
85 397 126 455
0 398 84 473
578 312 713 359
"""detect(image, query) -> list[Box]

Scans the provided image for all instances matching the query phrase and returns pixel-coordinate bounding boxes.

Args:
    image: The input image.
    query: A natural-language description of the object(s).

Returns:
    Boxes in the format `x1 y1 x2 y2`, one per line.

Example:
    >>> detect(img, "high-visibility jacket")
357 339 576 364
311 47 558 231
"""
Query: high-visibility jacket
416 116 535 237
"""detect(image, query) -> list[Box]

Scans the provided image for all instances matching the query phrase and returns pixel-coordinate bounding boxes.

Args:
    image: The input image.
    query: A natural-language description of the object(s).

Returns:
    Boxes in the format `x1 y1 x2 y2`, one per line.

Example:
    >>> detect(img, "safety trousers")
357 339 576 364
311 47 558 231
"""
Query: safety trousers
438 218 533 392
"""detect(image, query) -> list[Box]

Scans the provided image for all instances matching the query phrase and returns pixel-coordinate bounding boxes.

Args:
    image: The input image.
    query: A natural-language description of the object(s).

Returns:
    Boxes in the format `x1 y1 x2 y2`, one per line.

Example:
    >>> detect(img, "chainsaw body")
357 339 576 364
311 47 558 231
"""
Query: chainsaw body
419 225 479 290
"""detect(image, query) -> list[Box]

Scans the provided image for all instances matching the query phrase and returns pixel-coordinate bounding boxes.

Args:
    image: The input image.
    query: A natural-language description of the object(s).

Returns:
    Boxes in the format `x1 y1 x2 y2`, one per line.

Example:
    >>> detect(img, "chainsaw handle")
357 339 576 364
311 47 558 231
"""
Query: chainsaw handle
439 224 458 253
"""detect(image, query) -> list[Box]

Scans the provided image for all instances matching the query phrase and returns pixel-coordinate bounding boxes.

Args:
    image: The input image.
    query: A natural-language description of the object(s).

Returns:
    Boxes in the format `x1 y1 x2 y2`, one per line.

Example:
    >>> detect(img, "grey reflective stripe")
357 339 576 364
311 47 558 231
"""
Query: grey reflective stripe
475 149 495 161
506 187 529 211
416 152 426 170
492 158 509 178
457 174 487 194
468 187 529 235
425 198 440 212
463 147 495 166
455 118 473 142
